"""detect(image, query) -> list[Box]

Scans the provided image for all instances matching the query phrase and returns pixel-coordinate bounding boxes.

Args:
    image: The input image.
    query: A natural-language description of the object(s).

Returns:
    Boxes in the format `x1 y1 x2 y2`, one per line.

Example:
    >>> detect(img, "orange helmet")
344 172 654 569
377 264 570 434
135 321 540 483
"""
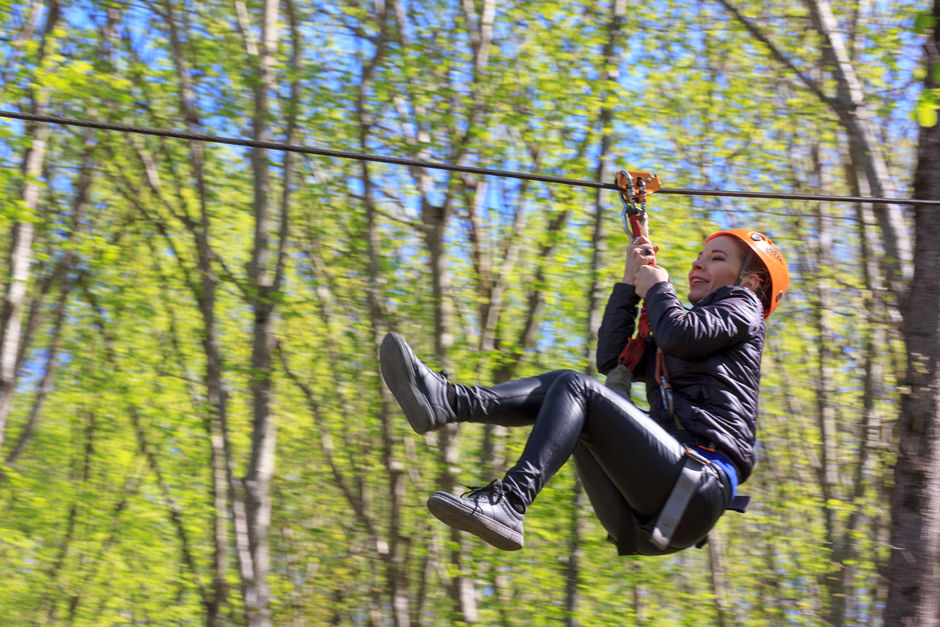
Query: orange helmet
706 229 789 318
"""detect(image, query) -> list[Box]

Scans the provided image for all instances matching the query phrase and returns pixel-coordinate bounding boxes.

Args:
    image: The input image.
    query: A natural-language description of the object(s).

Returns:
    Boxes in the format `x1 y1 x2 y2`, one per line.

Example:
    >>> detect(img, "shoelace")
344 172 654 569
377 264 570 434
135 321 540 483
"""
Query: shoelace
461 478 505 504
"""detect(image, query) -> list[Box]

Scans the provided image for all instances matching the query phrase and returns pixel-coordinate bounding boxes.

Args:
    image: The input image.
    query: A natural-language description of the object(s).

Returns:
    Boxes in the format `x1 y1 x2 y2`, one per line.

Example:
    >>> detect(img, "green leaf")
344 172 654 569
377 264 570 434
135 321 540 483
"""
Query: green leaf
916 90 940 127
914 11 936 34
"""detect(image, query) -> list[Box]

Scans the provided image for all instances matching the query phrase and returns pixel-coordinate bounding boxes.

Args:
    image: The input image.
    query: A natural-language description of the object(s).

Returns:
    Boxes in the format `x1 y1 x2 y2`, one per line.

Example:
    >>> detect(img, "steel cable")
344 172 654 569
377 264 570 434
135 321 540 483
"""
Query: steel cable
3 109 938 206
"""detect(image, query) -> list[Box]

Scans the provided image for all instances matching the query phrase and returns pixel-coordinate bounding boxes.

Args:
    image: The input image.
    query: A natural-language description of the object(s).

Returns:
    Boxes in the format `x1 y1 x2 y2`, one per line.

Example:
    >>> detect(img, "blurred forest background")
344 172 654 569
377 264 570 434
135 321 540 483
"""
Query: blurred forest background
2 0 939 625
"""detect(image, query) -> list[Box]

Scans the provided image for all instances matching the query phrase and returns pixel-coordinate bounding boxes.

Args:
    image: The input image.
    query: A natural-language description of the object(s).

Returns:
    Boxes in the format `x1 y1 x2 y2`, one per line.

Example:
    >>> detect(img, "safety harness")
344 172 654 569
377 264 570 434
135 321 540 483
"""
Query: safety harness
650 447 712 549
648 448 751 549
608 170 748 551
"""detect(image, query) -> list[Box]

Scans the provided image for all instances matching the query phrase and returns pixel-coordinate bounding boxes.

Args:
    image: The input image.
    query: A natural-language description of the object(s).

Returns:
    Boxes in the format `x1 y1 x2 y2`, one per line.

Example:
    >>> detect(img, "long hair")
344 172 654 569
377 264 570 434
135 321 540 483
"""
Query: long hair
734 242 772 314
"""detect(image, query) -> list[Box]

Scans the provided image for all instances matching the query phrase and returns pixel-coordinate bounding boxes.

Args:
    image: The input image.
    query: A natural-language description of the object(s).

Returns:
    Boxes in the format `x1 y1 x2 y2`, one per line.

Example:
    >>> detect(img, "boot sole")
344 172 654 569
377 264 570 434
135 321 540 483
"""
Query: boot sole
380 332 434 434
427 492 524 551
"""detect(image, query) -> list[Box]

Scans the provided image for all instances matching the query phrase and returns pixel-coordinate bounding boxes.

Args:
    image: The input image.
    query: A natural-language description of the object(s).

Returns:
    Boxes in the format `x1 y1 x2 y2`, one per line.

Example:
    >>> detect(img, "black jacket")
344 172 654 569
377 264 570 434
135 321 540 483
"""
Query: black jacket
596 281 765 482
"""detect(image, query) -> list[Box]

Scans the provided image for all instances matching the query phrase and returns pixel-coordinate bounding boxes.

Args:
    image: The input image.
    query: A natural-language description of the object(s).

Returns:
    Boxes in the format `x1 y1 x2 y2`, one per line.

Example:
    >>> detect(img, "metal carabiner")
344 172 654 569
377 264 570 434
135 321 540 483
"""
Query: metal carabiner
659 375 674 415
617 172 639 234
615 169 660 238
655 349 674 414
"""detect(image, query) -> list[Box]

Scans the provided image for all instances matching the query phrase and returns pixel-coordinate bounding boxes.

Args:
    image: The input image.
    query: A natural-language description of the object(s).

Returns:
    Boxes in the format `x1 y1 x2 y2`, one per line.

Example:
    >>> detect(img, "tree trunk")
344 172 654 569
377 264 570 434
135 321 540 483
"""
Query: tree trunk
0 0 61 453
563 3 628 624
810 192 845 625
3 267 70 468
707 529 733 627
884 4 940 623
350 2 414 624
243 0 281 623
3 127 94 473
158 1 235 620
803 0 912 293
716 0 913 302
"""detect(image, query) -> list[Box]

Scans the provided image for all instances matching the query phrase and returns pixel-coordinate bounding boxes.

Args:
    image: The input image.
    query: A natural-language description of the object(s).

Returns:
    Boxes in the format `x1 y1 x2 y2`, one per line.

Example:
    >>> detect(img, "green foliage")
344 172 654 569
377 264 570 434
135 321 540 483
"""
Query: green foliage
0 0 923 624
914 11 936 33
916 88 939 127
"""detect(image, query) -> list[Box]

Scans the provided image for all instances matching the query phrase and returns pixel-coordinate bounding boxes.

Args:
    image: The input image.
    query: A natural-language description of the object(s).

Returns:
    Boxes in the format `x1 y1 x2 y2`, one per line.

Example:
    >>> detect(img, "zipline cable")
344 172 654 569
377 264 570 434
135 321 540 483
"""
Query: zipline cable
3 110 938 207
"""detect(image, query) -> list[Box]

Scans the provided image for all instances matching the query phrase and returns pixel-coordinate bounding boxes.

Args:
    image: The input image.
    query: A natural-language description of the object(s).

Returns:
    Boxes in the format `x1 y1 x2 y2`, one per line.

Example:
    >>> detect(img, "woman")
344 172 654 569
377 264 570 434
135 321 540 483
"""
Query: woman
380 229 788 555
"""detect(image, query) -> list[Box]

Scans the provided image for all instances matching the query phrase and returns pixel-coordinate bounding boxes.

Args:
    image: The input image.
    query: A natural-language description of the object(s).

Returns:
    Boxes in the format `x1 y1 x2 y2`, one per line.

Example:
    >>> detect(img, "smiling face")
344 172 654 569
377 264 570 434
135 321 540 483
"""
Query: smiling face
688 236 746 304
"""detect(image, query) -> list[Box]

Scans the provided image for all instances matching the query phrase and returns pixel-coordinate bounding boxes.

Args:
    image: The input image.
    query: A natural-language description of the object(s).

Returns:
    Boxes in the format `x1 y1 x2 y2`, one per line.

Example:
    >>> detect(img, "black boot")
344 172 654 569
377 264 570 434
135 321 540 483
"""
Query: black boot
426 479 525 551
380 332 456 434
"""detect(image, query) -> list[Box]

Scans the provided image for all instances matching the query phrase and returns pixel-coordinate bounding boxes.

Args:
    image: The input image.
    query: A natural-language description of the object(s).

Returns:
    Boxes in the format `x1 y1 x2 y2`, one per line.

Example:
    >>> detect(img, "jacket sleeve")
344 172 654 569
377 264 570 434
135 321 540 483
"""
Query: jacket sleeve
596 283 642 374
643 282 764 360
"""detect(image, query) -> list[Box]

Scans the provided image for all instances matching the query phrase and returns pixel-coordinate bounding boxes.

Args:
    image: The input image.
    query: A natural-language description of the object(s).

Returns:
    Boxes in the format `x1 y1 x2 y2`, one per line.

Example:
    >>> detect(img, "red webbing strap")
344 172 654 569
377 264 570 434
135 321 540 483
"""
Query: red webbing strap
618 210 651 372
618 308 650 371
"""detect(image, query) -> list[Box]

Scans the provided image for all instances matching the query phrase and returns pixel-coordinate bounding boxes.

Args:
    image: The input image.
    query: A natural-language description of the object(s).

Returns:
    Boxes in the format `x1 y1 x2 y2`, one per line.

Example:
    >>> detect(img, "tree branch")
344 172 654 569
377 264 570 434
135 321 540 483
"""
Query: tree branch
714 0 833 107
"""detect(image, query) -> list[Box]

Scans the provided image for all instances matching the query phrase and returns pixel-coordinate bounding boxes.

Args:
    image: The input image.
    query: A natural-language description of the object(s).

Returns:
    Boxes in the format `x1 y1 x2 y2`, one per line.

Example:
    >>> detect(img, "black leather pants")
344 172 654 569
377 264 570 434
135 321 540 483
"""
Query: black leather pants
455 369 732 554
